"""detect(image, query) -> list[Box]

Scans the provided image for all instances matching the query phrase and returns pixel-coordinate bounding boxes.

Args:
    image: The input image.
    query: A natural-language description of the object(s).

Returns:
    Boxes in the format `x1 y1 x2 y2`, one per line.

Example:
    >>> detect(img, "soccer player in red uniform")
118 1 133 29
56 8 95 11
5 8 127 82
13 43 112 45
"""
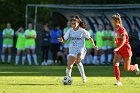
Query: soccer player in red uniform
111 13 140 85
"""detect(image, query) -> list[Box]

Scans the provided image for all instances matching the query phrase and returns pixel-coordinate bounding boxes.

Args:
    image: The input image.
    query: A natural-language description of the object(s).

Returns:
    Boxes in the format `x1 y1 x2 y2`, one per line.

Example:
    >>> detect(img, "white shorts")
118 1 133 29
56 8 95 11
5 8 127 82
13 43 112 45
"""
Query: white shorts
69 48 86 60
3 44 13 48
25 46 35 49
102 46 112 50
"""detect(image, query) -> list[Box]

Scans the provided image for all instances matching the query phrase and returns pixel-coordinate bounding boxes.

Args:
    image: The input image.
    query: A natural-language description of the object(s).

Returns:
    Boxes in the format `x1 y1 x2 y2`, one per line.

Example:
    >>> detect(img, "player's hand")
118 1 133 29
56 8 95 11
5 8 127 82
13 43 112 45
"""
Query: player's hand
114 48 119 52
94 46 98 50
110 41 116 44
58 37 64 43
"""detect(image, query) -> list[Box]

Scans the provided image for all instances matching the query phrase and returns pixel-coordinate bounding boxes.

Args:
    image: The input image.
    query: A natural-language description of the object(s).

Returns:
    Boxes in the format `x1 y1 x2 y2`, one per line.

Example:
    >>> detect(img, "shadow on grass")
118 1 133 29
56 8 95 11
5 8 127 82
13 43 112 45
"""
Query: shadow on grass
8 83 60 86
0 65 138 77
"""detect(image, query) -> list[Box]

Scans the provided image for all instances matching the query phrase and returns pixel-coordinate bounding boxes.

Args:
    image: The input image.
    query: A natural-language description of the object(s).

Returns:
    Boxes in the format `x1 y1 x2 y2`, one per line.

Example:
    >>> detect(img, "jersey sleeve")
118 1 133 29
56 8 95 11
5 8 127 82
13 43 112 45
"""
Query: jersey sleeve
89 30 93 36
111 31 114 36
83 29 90 38
63 29 70 40
33 30 37 36
24 30 28 36
102 31 105 36
11 29 14 35
2 29 5 35
119 27 126 36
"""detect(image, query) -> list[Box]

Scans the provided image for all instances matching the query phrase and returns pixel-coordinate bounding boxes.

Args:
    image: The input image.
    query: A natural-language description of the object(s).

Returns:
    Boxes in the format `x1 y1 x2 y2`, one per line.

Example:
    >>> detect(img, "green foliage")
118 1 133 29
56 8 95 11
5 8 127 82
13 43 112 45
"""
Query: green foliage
0 0 139 29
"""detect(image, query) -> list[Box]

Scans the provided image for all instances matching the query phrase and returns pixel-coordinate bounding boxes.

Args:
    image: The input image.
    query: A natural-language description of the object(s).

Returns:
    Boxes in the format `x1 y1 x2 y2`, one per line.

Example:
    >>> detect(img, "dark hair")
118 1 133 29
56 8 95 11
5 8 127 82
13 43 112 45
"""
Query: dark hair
70 15 86 29
98 24 104 28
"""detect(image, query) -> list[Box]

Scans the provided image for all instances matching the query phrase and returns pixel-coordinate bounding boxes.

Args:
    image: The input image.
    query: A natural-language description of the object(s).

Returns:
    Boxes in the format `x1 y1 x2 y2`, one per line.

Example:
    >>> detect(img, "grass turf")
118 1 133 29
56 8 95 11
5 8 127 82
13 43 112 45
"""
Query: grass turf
0 65 139 93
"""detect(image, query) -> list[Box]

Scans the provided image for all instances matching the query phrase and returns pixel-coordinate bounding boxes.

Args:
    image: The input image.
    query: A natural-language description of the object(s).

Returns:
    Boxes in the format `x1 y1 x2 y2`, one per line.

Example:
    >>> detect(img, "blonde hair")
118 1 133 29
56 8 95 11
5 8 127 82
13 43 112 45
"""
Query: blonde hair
112 13 123 26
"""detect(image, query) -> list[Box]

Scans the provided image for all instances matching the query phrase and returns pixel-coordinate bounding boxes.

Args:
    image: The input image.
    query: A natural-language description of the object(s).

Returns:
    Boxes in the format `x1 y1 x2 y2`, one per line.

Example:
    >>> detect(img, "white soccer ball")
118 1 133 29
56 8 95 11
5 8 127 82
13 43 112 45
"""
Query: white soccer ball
63 76 72 85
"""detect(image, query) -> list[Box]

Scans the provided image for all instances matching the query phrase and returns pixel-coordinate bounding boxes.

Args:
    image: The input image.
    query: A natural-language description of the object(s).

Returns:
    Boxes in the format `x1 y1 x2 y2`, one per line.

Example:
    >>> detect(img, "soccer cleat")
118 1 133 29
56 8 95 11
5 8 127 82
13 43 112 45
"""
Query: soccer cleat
135 64 140 75
114 81 122 86
83 79 87 83
82 75 87 83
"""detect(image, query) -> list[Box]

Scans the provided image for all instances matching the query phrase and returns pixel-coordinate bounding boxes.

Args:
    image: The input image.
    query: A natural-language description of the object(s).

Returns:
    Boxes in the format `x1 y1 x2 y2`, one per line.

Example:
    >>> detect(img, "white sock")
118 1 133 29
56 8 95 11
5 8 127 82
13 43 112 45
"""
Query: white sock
77 62 86 80
1 54 5 63
15 55 20 65
27 54 32 65
33 54 38 65
8 55 11 63
66 68 72 77
100 54 105 64
93 56 97 64
108 54 112 63
22 56 26 65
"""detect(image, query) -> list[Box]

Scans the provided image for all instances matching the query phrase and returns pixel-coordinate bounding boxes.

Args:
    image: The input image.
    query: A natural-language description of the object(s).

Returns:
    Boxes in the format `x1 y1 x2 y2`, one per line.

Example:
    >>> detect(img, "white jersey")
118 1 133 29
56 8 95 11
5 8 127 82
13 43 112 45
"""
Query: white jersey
64 27 90 56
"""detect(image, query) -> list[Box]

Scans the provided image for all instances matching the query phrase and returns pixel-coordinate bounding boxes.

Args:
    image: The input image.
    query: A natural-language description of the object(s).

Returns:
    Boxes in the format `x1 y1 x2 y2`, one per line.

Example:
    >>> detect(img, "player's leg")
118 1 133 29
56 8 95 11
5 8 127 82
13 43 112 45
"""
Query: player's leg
85 48 91 64
26 47 32 65
31 46 38 65
22 50 26 65
113 53 122 85
123 57 140 75
15 49 21 65
45 46 50 64
107 47 113 64
41 46 45 64
1 45 6 64
7 45 12 64
100 48 105 65
92 49 98 65
66 55 76 77
76 51 87 83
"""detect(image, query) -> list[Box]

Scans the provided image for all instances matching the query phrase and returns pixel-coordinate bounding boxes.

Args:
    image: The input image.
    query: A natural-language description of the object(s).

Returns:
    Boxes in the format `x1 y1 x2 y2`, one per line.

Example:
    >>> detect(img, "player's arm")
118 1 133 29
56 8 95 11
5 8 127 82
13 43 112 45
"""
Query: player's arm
102 32 108 40
114 34 126 51
15 27 23 36
26 35 36 39
109 32 114 41
88 37 98 50
3 30 14 39
7 35 13 39
58 37 66 43
2 30 8 38
58 29 70 43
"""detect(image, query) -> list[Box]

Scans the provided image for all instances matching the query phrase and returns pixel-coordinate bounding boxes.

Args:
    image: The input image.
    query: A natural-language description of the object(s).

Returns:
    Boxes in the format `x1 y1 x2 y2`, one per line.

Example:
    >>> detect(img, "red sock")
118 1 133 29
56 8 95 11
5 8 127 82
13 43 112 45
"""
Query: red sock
129 65 137 71
114 65 120 81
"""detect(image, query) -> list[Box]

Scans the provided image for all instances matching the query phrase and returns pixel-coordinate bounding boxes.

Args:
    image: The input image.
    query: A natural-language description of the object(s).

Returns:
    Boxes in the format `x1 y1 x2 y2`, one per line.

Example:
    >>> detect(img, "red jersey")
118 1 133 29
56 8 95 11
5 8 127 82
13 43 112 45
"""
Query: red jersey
114 26 129 47
114 26 132 58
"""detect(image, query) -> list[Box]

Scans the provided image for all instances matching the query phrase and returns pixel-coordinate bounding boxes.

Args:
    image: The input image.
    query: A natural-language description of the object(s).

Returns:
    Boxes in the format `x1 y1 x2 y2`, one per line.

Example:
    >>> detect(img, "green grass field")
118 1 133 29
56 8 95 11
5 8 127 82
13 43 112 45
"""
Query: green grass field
0 65 139 93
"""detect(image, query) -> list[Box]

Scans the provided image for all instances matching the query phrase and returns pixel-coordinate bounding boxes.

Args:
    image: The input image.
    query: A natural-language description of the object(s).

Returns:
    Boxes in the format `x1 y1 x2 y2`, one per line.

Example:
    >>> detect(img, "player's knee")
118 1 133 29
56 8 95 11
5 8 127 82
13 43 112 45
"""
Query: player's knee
67 65 73 69
76 58 82 63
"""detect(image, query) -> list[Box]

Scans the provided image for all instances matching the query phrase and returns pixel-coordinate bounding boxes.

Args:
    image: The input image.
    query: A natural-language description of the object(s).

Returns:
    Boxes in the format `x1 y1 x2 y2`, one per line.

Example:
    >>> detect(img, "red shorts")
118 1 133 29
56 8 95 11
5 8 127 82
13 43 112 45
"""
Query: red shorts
115 44 132 59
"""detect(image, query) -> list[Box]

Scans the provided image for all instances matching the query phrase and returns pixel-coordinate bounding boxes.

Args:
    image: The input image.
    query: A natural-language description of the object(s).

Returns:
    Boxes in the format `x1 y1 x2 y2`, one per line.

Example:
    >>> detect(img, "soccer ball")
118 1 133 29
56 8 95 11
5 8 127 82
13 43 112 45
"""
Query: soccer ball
63 76 72 85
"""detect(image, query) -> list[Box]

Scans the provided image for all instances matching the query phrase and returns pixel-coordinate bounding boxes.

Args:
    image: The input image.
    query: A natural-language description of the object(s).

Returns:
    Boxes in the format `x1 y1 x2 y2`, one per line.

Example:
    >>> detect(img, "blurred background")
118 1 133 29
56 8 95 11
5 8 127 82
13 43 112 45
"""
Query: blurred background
0 0 140 65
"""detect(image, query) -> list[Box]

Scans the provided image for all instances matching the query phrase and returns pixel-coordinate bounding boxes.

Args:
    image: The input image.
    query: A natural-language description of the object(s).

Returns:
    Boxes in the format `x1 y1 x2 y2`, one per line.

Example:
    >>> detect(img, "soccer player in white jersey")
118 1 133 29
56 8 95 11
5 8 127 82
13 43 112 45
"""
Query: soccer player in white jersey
58 16 97 83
